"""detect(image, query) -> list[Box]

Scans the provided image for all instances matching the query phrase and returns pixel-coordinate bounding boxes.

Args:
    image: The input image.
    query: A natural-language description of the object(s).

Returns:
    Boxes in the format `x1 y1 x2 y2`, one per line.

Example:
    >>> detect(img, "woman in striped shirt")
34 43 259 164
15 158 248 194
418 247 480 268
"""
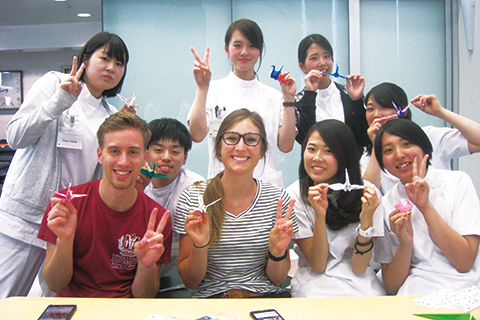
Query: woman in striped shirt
174 108 298 298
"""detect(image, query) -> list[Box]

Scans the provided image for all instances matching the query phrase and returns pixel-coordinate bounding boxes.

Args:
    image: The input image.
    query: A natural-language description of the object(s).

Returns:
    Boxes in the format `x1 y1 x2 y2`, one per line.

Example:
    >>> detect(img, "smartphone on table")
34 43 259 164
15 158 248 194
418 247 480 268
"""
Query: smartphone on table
38 304 77 320
250 309 285 320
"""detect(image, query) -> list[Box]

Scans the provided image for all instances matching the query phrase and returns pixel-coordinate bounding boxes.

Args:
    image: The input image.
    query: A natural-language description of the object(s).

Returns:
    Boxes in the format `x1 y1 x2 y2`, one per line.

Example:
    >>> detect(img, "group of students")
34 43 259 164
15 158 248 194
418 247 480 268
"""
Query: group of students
0 17 479 300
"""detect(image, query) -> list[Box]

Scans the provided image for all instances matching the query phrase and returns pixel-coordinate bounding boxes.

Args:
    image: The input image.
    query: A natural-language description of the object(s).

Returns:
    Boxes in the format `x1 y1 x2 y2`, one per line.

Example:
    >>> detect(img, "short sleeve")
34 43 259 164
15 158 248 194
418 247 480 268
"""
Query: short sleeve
286 181 314 240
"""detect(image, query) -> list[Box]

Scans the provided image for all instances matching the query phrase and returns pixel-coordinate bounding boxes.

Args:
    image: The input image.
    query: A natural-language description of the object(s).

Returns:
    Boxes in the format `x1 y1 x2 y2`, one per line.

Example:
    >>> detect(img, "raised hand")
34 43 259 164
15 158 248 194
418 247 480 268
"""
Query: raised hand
134 208 170 268
389 208 414 246
367 116 388 143
184 208 210 248
411 94 443 117
304 69 325 91
47 197 78 242
191 47 211 89
360 186 379 223
346 74 365 101
135 162 152 192
269 199 295 256
405 155 430 210
120 104 137 114
280 73 296 100
59 56 85 97
307 183 329 219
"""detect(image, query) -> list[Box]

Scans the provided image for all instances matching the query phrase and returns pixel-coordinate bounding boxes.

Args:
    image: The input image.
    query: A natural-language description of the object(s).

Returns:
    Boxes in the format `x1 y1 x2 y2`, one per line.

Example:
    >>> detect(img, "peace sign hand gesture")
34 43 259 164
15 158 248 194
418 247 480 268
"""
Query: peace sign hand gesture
134 208 170 269
191 47 211 89
405 154 430 210
59 56 85 97
269 199 295 257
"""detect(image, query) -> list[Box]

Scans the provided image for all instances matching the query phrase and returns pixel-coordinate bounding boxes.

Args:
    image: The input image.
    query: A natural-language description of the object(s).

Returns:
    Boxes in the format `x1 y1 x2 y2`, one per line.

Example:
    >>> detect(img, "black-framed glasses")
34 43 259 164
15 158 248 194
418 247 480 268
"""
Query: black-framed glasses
221 131 263 147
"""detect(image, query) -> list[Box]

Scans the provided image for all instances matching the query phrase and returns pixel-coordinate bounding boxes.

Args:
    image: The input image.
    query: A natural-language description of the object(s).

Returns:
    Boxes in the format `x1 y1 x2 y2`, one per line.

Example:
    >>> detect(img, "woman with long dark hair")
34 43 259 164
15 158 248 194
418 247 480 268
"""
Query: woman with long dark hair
288 120 385 297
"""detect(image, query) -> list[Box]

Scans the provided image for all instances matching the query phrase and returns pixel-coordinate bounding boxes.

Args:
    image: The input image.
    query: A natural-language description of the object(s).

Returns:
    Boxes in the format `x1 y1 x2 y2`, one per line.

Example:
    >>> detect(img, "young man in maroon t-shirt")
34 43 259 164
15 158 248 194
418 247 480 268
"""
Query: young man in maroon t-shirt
38 112 172 297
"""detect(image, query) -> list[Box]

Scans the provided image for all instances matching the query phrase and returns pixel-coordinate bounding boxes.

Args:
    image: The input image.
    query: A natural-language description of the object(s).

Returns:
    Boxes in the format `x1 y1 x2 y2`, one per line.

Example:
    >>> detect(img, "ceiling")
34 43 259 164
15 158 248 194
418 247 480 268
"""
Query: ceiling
0 0 102 27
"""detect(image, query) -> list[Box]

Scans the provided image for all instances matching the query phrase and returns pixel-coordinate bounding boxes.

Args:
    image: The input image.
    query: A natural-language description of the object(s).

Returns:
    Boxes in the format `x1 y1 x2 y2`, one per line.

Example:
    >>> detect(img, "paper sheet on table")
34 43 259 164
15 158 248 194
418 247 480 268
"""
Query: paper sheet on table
413 286 480 312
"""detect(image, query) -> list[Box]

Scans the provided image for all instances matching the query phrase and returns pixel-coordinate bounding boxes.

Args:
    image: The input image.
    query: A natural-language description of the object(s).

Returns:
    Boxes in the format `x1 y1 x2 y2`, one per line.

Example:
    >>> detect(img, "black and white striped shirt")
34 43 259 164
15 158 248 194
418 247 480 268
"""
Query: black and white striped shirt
174 179 298 298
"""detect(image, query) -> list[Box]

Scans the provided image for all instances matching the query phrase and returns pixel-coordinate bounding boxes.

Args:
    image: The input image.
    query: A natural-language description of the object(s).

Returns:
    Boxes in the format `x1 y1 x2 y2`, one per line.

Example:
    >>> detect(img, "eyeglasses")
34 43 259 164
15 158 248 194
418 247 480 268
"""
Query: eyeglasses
221 131 263 147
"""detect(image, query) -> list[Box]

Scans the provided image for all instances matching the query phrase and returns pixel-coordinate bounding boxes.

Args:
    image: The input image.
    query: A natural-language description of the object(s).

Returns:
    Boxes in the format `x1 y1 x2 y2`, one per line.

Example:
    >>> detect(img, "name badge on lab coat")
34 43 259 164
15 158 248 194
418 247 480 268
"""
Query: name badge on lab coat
57 114 83 149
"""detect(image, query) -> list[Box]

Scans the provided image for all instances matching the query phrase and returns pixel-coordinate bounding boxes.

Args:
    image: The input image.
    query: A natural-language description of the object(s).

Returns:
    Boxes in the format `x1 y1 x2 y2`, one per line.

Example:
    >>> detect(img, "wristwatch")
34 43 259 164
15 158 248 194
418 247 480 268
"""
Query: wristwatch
356 224 375 238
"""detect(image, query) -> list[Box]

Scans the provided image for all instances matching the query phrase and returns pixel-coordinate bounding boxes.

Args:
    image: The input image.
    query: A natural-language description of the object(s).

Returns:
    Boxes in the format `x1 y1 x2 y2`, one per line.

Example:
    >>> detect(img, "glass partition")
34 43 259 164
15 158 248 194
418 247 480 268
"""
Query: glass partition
103 0 447 186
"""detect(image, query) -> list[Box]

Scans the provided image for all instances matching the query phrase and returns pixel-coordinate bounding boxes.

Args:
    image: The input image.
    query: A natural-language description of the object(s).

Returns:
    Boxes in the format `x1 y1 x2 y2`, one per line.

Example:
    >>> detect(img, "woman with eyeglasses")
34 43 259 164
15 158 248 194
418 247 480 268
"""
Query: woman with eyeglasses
174 109 298 298
188 19 297 187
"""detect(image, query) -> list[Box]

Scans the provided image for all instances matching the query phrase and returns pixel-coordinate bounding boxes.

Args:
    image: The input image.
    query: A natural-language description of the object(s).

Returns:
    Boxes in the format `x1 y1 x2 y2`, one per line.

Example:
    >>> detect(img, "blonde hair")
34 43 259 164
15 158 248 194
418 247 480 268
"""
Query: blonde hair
204 109 267 245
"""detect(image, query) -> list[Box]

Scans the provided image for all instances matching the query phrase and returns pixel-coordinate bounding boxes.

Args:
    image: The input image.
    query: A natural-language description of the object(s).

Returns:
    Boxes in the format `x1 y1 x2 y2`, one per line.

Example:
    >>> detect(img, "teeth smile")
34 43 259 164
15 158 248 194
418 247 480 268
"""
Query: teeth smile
233 156 247 161
397 162 410 169
115 170 130 175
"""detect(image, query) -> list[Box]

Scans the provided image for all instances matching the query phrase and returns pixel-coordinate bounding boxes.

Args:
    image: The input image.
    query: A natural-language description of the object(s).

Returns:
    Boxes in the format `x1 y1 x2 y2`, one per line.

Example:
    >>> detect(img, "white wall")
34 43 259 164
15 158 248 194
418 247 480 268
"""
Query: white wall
0 22 101 51
458 2 480 194
0 22 102 139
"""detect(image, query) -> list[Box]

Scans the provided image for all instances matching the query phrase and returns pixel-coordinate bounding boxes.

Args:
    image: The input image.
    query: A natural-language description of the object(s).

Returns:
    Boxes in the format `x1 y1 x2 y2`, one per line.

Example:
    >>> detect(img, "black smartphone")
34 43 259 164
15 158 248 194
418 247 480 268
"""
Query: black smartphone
38 304 77 320
250 309 285 320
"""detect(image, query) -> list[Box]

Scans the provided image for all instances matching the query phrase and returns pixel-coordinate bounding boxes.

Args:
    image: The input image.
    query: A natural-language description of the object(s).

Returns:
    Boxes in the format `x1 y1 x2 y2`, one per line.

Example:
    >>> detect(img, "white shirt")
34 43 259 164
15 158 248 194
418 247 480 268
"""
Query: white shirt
314 81 344 123
188 72 284 186
58 83 115 189
287 180 385 298
374 167 480 295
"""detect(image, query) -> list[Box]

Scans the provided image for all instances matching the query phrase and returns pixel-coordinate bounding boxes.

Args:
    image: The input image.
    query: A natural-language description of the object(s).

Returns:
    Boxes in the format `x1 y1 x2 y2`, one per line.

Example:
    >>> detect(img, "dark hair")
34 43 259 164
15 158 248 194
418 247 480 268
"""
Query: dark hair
299 120 363 230
225 19 264 70
97 112 150 150
298 34 333 65
374 118 432 172
365 82 412 121
147 118 192 153
76 32 129 98
364 82 413 155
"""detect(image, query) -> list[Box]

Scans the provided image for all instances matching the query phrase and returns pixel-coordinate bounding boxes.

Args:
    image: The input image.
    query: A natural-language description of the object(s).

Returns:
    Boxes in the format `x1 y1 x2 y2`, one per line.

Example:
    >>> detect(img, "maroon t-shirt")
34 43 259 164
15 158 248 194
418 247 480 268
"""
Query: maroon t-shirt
38 179 172 297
